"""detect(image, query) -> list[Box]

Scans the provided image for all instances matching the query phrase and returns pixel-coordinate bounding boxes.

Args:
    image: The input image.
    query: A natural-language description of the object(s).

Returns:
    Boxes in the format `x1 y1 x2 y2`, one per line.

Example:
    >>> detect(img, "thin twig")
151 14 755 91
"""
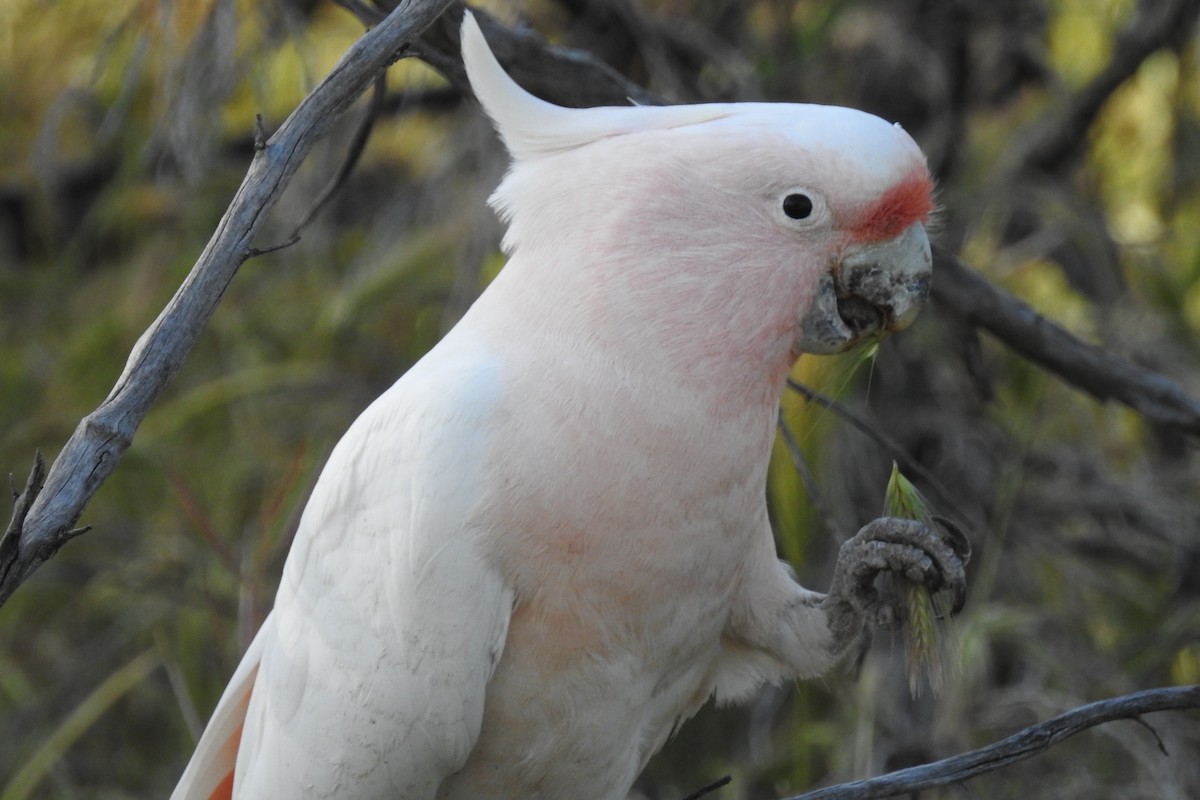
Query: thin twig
784 685 1200 800
253 113 268 152
290 73 389 238
1129 715 1168 756
245 233 301 259
776 409 844 540
784 380 975 532
334 0 387 26
0 452 47 588
680 774 732 800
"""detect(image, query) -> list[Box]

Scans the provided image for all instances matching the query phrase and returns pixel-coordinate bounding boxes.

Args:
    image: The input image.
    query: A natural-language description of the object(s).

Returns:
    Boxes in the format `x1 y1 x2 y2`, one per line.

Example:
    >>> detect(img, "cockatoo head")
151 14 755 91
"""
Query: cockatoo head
461 13 933 361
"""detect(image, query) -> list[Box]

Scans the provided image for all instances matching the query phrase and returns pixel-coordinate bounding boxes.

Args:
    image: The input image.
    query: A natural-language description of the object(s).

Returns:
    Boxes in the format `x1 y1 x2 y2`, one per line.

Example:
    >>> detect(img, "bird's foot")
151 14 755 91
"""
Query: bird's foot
821 517 969 652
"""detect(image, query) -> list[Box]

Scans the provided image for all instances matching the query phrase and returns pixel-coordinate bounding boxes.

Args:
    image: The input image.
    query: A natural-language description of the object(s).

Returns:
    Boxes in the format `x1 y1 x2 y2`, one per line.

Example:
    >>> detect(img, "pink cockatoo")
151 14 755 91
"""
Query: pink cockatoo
172 11 965 800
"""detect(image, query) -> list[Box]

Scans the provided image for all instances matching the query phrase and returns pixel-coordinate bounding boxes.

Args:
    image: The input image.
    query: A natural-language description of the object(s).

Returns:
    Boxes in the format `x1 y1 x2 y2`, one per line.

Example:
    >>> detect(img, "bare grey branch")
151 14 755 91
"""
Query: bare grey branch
786 685 1200 800
932 246 1200 433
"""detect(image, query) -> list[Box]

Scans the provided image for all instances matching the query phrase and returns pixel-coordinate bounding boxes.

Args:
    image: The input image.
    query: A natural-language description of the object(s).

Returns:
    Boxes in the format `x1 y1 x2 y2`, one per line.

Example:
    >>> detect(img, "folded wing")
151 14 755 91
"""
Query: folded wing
173 336 513 799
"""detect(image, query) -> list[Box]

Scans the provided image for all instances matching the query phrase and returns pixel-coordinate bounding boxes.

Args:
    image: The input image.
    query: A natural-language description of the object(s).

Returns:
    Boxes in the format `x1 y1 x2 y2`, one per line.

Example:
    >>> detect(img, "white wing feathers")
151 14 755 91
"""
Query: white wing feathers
177 336 513 799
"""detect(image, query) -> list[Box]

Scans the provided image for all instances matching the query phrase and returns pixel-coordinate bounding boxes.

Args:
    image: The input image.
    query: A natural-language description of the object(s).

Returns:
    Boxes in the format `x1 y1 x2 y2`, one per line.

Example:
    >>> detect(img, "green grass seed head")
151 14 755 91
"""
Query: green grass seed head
883 462 959 698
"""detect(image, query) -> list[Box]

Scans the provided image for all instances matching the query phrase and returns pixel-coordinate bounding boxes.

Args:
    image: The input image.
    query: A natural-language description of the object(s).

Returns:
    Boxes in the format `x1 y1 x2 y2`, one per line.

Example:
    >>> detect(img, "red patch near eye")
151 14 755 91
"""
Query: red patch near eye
848 167 934 243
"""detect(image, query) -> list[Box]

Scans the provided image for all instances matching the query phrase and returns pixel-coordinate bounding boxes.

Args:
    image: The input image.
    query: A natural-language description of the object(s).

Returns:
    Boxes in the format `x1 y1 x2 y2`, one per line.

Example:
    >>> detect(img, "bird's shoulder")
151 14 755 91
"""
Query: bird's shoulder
279 333 504 598
233 335 514 795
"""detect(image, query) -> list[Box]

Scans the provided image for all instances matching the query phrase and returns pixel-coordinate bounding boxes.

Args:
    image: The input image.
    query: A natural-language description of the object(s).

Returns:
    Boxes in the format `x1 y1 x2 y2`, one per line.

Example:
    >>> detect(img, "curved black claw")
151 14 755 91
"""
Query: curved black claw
822 516 969 647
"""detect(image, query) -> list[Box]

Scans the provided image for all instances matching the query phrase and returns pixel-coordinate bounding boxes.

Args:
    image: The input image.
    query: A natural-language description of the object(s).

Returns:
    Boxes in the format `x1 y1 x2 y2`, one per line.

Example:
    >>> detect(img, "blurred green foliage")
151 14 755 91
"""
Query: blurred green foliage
2 0 1199 798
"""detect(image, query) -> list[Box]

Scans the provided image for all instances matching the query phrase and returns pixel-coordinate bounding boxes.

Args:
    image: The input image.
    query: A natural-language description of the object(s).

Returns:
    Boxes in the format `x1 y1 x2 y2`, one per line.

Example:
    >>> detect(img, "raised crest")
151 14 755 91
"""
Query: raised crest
460 12 729 161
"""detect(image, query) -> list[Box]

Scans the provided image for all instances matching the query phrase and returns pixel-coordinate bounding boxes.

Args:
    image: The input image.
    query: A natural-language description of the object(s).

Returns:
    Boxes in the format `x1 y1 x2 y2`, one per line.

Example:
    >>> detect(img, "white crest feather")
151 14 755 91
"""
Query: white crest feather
460 12 729 160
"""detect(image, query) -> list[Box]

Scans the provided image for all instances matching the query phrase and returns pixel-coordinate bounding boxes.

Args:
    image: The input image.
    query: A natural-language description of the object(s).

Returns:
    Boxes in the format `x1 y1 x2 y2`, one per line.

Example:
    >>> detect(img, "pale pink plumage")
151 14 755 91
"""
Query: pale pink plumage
172 12 934 799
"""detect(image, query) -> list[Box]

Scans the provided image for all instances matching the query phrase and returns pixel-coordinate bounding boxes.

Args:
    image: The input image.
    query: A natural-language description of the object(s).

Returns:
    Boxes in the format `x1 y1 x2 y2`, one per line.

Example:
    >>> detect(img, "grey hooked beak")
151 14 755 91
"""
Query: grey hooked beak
796 223 932 355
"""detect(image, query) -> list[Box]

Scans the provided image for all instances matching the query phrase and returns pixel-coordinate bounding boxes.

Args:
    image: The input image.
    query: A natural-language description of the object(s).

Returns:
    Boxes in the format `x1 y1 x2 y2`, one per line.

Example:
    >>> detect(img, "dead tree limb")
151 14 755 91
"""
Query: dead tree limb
0 0 455 608
785 685 1200 800
932 247 1200 434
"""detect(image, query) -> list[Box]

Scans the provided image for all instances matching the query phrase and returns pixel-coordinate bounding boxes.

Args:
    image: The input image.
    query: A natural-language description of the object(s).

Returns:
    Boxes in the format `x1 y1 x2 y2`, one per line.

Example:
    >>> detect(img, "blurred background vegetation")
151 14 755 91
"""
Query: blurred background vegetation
2 0 1199 797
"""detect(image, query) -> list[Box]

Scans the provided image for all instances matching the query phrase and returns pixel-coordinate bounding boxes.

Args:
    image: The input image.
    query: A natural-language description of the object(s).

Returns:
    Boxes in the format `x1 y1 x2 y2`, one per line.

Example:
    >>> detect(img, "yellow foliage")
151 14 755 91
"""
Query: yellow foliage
1170 644 1200 685
1090 52 1179 245
1047 0 1135 86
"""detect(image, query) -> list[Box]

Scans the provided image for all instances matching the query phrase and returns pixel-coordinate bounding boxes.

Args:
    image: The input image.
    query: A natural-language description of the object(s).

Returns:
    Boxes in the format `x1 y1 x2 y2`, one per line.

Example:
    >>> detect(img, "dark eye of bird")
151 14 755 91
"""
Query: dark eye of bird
783 193 814 220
